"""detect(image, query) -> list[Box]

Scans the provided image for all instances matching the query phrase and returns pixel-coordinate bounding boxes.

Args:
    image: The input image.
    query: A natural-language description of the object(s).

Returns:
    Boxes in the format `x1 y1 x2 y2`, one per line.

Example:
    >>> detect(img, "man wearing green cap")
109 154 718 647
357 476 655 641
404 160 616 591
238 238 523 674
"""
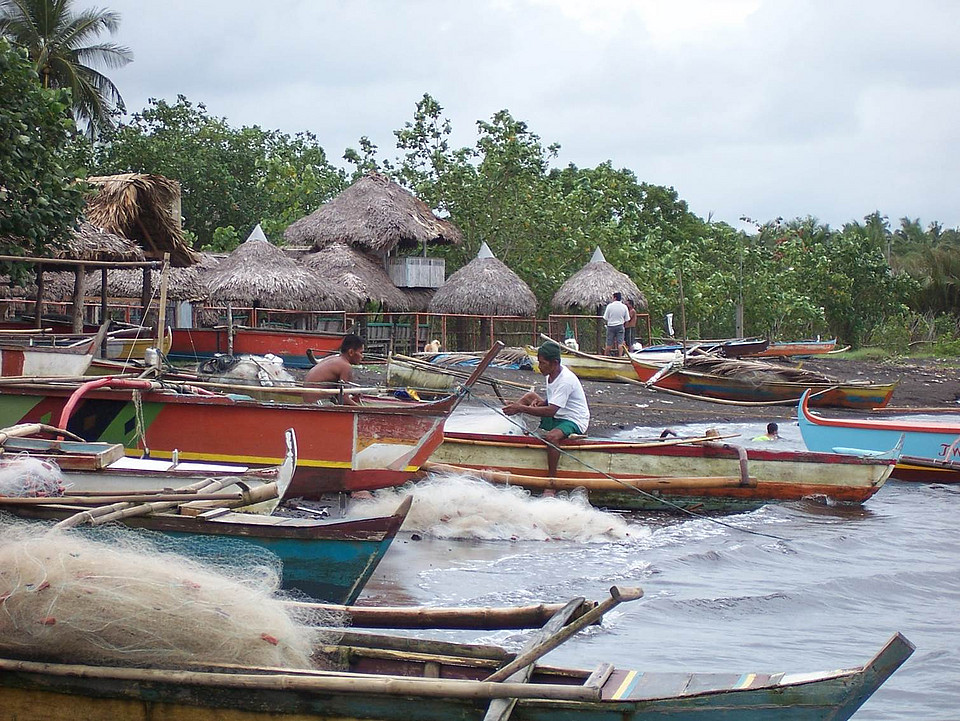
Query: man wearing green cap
503 341 590 478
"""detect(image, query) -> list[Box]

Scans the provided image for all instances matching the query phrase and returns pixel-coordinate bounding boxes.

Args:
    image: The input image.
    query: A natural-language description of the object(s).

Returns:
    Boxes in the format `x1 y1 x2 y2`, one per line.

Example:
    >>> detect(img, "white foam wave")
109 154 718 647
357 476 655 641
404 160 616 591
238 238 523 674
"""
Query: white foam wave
347 473 646 542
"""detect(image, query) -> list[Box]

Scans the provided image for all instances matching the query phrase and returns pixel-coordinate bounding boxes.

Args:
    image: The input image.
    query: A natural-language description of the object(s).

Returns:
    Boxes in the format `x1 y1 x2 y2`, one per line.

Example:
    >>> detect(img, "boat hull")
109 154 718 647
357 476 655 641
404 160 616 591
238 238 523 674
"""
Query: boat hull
798 391 960 482
0 633 914 721
169 328 343 368
526 346 637 383
430 432 894 511
0 342 94 377
0 386 455 496
630 358 895 409
748 339 838 358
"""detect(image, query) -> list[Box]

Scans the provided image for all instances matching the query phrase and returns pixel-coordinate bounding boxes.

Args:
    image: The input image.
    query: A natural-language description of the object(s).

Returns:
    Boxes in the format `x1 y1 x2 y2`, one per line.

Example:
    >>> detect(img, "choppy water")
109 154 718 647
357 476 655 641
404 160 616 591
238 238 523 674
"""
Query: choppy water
353 406 960 720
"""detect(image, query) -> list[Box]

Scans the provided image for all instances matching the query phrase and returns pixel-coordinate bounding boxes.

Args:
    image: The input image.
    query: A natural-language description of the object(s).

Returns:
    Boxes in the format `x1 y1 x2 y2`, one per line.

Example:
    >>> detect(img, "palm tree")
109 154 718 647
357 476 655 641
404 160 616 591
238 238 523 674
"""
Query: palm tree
0 0 132 136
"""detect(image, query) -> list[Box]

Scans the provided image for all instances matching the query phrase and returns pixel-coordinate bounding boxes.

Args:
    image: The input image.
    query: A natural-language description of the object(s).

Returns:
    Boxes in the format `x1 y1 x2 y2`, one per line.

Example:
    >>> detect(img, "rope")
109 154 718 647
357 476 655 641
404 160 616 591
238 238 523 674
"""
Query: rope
132 389 149 458
464 391 788 542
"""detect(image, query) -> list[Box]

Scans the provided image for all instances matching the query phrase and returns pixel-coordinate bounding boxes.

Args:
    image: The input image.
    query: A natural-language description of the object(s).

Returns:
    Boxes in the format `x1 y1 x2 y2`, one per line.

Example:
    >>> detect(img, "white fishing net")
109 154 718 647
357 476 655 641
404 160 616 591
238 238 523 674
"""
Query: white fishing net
0 455 65 498
0 519 342 669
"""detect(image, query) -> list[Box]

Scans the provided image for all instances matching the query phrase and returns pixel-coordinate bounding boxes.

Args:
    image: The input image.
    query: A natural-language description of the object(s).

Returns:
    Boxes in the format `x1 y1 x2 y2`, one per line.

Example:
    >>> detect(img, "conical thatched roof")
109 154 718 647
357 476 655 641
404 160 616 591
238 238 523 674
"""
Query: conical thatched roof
202 226 360 311
428 243 536 317
54 221 146 262
86 173 200 267
107 253 220 301
400 287 435 312
283 172 463 252
551 247 647 311
303 244 410 311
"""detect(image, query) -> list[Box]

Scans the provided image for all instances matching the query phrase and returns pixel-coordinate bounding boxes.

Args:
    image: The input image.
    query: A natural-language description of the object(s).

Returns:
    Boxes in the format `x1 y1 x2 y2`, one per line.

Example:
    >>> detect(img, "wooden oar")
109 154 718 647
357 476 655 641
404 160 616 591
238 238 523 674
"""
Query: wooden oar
485 586 643 683
483 597 585 721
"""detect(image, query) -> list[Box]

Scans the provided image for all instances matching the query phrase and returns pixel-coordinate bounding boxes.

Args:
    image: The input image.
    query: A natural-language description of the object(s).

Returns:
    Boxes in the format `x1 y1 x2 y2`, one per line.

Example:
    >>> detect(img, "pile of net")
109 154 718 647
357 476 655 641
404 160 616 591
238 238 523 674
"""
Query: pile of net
0 519 342 669
0 455 65 497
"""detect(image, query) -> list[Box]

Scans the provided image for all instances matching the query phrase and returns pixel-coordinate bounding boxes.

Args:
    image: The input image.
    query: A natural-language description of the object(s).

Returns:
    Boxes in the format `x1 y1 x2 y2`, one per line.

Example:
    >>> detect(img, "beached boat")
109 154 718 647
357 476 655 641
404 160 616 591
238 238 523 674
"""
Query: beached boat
630 355 896 409
169 326 344 368
427 431 896 511
746 338 839 358
0 629 914 720
0 320 171 362
525 344 638 383
798 389 960 482
0 346 499 496
0 324 107 377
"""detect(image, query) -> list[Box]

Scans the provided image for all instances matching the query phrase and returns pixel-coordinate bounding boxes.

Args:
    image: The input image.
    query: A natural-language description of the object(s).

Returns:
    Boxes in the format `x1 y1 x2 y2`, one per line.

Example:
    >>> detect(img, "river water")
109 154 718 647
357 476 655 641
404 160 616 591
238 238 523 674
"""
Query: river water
350 405 960 720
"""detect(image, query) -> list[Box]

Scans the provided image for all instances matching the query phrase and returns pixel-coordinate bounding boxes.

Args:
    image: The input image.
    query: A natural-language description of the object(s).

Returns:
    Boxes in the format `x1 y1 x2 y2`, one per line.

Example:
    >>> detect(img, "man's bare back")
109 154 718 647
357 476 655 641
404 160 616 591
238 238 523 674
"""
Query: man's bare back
304 355 354 384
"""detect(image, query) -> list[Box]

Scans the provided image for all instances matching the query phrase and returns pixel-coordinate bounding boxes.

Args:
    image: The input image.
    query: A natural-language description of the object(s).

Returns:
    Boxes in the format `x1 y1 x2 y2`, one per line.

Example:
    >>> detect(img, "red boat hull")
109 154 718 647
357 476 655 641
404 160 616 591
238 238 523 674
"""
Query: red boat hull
169 328 343 368
0 385 454 497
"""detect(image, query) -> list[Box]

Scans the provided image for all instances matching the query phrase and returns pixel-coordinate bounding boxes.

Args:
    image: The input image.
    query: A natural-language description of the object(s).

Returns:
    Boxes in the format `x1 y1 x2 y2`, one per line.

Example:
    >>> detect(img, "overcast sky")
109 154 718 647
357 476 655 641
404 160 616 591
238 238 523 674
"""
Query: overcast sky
84 0 960 230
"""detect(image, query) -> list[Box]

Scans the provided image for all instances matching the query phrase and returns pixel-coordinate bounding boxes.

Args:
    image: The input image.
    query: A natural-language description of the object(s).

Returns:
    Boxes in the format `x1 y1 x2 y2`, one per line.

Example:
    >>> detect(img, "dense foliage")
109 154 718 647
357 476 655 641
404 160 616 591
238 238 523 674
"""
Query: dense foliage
87 90 958 347
0 39 86 272
0 0 132 136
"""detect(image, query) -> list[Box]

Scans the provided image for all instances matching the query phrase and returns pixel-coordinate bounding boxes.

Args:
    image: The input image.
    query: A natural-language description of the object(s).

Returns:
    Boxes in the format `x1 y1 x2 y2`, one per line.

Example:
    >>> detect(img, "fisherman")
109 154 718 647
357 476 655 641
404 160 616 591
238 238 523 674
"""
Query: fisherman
752 422 780 441
624 298 638 348
502 341 590 478
304 334 365 406
602 292 630 356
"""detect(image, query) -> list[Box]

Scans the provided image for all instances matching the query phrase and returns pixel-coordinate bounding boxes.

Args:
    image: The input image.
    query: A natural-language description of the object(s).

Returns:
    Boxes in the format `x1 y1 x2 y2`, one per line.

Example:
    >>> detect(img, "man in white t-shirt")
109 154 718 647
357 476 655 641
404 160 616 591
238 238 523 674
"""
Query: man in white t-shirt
602 292 630 355
502 341 590 477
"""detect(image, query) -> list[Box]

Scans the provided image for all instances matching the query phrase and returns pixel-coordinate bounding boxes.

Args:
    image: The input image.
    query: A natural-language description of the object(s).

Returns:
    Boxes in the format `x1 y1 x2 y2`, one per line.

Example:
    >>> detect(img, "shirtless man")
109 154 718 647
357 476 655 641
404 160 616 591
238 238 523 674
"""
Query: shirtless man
502 341 590 478
304 334 364 405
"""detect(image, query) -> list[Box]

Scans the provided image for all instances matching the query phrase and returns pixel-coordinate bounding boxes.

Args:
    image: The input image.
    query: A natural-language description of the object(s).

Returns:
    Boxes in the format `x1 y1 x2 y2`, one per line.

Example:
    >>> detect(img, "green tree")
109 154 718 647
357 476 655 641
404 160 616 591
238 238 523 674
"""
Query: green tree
0 0 132 137
95 96 346 247
0 38 86 273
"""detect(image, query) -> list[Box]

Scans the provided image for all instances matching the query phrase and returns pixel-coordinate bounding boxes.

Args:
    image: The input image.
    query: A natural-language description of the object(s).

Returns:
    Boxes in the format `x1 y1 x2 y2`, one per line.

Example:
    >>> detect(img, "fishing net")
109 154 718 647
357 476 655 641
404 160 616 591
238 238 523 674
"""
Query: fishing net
0 519 343 669
0 455 65 498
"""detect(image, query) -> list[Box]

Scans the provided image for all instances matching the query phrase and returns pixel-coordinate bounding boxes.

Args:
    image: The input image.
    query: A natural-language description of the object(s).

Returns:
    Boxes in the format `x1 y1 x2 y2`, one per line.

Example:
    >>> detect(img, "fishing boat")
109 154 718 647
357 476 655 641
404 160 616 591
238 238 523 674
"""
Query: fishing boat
746 339 839 358
0 345 500 497
0 324 107 377
427 431 896 511
168 326 344 368
630 355 896 409
0 320 171 361
0 629 914 720
798 389 960 482
0 427 410 603
525 345 637 383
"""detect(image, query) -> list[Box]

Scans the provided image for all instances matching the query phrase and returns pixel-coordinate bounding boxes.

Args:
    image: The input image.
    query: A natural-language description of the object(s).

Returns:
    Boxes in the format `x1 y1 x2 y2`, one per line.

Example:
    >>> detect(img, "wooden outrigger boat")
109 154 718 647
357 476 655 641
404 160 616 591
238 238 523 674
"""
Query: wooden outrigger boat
0 324 107 377
0 320 171 362
169 326 344 368
0 345 501 497
525 344 638 383
0 427 410 603
427 431 896 511
0 628 914 720
630 356 896 409
798 389 960 483
746 338 839 358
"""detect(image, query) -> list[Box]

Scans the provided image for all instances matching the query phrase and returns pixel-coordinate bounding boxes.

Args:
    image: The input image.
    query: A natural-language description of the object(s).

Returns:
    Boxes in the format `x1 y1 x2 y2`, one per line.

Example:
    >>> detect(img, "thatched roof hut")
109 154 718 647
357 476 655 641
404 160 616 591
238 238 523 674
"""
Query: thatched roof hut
202 225 360 311
302 244 410 311
428 243 536 317
399 288 435 312
551 247 647 311
86 173 200 267
107 253 219 301
55 221 147 262
283 172 463 252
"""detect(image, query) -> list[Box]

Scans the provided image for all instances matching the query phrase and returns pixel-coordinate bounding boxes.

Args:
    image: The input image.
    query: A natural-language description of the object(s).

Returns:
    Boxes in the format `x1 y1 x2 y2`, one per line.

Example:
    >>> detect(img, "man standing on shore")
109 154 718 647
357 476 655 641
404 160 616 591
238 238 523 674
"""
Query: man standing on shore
624 298 638 348
603 292 630 355
502 341 590 478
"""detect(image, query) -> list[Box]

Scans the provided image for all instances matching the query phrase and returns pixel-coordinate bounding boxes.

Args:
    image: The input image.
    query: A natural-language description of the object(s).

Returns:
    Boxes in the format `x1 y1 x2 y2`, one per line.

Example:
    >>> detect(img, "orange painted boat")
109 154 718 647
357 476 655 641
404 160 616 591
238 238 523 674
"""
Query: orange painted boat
169 326 344 368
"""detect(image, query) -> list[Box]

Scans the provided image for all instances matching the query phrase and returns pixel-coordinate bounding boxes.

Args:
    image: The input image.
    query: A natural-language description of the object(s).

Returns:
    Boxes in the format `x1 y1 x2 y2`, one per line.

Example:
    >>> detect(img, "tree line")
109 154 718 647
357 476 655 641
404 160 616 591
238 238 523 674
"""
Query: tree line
2 2 958 349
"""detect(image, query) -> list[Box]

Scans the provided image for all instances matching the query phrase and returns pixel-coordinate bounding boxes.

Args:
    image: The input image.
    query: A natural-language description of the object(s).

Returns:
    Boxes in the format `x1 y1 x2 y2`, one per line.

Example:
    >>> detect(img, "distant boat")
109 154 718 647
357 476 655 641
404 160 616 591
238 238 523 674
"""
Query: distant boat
747 339 839 358
630 354 896 409
168 326 344 368
798 389 960 482
524 344 638 383
0 324 107 377
428 430 896 511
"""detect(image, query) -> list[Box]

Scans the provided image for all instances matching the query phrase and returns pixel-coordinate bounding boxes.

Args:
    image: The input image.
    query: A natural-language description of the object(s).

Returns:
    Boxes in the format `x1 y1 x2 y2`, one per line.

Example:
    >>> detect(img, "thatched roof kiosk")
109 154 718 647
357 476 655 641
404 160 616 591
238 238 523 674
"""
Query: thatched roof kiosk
302 244 410 311
107 253 220 302
283 172 463 253
202 226 360 320
43 222 146 331
428 243 536 317
399 288 435 312
551 247 647 312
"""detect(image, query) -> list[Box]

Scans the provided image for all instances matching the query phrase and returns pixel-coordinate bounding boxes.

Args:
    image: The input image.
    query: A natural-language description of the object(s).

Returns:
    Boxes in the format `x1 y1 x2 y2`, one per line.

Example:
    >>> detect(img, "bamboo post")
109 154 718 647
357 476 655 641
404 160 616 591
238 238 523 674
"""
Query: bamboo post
34 264 44 328
70 266 85 334
100 268 109 355
227 302 234 355
156 253 170 350
140 266 151 324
